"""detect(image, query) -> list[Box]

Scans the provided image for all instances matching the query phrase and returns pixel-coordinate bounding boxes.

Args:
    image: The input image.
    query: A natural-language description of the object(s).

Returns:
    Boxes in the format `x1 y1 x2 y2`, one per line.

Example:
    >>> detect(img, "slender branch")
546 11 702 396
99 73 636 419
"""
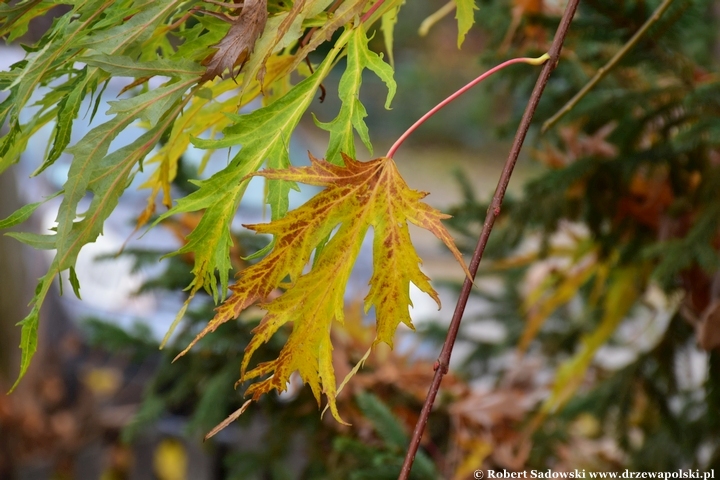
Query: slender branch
386 54 549 159
397 1 581 478
541 0 675 132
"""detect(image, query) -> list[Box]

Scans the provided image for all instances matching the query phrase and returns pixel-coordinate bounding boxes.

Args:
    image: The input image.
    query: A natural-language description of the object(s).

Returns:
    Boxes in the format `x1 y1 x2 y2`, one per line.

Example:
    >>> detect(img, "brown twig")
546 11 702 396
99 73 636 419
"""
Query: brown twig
396 1 581 478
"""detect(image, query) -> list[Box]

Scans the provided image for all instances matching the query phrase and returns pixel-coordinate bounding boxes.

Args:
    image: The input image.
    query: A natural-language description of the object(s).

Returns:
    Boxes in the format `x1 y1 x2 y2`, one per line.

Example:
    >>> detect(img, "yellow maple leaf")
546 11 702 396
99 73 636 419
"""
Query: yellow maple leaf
176 153 469 422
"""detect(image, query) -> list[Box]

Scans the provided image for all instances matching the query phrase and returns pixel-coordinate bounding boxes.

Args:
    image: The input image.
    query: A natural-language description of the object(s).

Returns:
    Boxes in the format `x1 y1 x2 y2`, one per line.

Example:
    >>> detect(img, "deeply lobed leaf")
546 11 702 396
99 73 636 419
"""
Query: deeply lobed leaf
314 27 396 165
177 154 469 422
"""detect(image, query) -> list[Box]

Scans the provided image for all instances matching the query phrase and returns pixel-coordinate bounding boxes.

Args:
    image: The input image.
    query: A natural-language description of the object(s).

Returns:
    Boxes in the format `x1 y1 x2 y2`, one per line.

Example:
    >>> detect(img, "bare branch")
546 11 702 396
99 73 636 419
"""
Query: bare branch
397 0 582 477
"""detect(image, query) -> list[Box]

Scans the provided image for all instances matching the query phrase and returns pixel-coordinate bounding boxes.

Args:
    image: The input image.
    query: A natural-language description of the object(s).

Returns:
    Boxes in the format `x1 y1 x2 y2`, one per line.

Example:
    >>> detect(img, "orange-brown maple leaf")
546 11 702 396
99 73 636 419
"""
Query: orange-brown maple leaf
176 153 469 422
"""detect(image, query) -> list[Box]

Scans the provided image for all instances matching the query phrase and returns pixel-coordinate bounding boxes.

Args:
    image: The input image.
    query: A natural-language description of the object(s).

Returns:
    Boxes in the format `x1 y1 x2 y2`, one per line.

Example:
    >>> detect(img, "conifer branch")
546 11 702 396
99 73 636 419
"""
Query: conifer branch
397 0 581 477
542 0 675 132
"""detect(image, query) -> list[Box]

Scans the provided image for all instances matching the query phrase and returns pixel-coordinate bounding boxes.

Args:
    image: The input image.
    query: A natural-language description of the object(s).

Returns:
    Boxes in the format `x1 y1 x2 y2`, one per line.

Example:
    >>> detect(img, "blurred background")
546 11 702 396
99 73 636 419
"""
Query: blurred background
1 0 720 479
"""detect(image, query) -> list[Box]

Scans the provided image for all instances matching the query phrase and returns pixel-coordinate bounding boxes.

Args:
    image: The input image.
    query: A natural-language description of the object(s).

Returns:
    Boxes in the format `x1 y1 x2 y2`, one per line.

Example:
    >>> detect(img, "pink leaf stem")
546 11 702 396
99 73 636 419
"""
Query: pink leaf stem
386 54 549 159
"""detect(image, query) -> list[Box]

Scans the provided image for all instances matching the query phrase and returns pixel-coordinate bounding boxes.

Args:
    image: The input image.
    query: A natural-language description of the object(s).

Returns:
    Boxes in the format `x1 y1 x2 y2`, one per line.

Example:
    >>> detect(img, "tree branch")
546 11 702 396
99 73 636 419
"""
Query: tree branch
397 1 581 478
542 0 675 133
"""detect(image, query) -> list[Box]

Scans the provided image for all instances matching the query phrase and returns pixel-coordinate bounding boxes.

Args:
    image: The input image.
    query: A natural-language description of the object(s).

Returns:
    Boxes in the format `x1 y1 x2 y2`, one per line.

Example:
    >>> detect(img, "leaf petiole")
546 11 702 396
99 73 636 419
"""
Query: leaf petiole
360 0 386 24
386 53 550 158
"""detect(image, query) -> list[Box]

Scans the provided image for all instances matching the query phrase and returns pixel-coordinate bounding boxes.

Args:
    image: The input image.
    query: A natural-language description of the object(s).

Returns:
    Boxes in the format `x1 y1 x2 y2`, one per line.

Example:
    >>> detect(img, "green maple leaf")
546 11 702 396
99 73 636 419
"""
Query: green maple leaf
314 27 396 166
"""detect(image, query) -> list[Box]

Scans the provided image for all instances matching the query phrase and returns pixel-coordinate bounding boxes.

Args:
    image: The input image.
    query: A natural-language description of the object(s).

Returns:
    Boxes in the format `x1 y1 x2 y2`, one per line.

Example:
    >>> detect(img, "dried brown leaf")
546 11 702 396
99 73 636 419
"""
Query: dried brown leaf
201 0 269 82
204 399 253 441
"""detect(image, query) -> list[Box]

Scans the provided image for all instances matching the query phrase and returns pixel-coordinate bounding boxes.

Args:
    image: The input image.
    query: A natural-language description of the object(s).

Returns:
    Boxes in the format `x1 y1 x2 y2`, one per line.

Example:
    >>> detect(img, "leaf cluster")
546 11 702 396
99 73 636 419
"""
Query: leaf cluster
1 0 477 429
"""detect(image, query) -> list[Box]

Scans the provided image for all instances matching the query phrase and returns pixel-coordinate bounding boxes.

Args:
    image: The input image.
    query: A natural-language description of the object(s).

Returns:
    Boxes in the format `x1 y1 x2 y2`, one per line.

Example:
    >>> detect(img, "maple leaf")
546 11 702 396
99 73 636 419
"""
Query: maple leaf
314 27 396 165
200 0 269 82
176 153 469 422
